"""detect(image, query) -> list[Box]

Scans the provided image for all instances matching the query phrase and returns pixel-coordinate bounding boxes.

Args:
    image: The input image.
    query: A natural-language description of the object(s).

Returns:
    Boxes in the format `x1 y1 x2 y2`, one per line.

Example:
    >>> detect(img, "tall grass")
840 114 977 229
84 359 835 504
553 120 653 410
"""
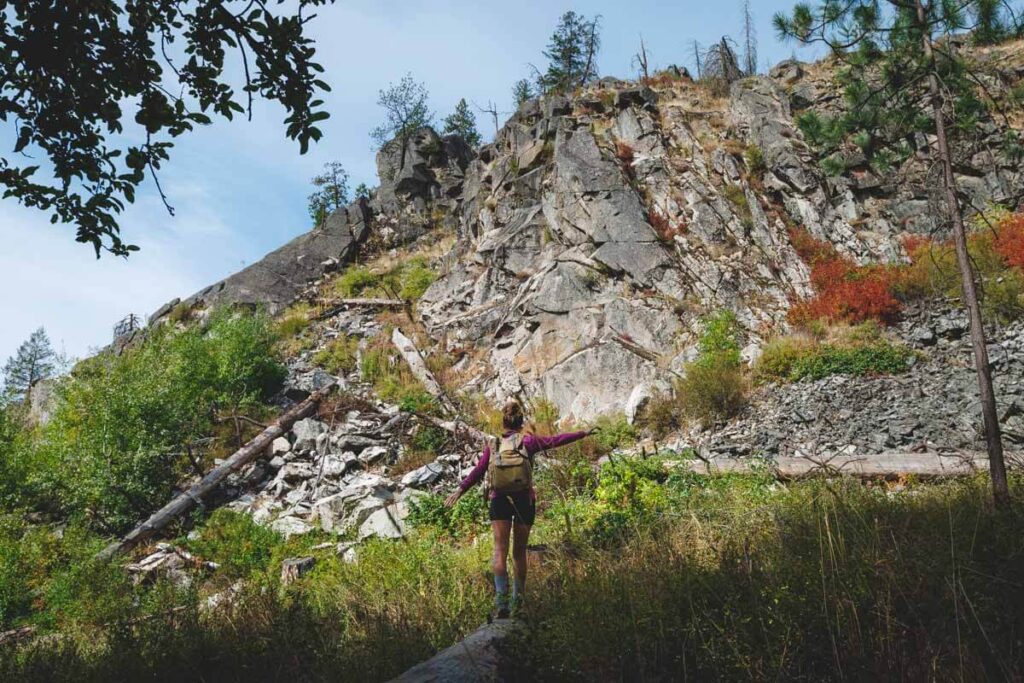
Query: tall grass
2 466 1021 682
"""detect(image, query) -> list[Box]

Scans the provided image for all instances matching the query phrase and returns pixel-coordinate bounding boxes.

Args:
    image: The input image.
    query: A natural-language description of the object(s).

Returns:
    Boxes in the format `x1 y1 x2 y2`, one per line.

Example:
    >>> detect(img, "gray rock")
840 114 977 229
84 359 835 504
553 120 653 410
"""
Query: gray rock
400 462 449 488
292 418 327 452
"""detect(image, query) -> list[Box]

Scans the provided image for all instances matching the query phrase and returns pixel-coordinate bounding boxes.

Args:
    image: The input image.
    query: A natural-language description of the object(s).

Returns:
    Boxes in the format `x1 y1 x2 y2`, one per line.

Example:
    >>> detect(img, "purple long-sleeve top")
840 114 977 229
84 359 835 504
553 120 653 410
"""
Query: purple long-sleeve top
459 430 590 499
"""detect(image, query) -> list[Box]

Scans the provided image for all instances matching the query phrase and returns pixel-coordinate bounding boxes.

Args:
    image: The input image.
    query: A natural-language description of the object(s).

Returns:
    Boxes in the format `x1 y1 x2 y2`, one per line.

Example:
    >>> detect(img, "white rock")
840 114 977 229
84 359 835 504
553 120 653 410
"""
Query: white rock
270 515 312 538
271 436 291 456
400 461 449 488
358 505 406 540
358 445 388 465
741 342 763 365
624 380 671 425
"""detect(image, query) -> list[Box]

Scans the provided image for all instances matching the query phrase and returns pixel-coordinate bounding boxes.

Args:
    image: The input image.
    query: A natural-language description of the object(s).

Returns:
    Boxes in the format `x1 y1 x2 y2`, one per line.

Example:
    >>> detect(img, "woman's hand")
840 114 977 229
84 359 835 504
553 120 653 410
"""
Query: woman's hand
444 488 463 508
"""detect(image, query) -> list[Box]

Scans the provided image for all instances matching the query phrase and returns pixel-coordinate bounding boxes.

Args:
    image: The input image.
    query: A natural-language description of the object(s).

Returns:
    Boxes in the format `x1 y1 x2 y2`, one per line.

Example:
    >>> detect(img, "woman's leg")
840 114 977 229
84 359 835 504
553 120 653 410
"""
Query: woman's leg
511 522 532 603
491 519 513 609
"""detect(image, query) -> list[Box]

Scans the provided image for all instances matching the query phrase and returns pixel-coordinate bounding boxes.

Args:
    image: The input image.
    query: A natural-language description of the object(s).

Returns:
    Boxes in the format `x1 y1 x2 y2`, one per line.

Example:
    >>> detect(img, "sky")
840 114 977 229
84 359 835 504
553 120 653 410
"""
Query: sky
0 0 819 365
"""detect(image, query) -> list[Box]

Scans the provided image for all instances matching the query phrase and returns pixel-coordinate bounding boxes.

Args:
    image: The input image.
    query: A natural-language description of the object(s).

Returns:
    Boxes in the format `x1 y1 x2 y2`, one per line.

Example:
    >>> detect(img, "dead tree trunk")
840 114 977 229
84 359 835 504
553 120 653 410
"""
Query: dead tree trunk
916 0 1010 508
97 383 337 560
391 327 458 415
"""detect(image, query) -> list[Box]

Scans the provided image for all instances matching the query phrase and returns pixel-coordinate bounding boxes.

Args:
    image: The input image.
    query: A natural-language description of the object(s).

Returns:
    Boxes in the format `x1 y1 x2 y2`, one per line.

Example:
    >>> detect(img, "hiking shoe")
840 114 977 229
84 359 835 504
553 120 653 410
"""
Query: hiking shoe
495 605 511 620
509 595 525 616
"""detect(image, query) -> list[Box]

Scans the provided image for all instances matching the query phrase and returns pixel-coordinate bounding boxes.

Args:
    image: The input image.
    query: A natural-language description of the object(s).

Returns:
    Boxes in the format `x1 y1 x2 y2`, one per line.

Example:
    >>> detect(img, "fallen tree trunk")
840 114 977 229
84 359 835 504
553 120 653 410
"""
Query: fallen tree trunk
676 452 1005 479
412 412 491 446
315 298 405 320
97 383 337 561
391 327 458 415
389 619 527 683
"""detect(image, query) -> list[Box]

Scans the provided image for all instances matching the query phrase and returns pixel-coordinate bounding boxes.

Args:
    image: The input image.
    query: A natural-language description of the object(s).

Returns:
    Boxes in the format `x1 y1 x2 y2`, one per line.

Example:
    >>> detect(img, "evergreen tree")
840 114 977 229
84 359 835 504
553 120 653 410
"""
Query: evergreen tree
512 79 534 108
354 183 372 200
775 0 1018 507
307 162 349 227
3 328 56 402
538 11 602 93
442 99 482 147
370 74 434 163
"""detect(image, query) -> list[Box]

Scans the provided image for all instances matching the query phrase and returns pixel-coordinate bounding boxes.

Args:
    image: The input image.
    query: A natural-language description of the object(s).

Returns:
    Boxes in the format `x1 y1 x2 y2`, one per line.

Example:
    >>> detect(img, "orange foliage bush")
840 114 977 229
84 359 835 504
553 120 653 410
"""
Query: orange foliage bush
994 212 1024 270
788 227 901 326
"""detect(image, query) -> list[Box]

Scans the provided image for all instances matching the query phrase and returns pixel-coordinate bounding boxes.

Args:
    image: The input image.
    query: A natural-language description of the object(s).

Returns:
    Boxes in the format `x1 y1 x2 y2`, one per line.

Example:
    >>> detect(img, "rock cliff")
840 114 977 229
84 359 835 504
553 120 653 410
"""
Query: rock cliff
152 43 1024 425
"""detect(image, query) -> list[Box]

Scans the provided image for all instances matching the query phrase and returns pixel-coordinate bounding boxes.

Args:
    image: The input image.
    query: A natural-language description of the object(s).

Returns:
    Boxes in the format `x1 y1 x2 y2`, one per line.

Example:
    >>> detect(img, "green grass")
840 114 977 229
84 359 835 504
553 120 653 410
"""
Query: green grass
756 323 917 383
2 464 1021 682
312 335 360 375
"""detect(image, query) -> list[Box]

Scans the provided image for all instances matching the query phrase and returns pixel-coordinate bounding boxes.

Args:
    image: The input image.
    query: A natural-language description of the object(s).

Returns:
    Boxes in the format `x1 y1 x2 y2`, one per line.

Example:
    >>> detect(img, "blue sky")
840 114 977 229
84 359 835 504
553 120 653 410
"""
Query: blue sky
0 0 818 364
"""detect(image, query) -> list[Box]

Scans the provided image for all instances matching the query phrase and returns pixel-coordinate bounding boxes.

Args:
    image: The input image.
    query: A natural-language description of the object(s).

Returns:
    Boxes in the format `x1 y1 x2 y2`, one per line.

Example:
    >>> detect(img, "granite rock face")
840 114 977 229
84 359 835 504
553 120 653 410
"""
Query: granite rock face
151 44 1024 424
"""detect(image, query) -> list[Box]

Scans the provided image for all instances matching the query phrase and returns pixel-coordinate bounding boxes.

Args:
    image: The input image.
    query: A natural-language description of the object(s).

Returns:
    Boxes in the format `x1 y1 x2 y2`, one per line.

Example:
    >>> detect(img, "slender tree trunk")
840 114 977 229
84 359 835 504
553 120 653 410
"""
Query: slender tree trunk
916 0 1010 508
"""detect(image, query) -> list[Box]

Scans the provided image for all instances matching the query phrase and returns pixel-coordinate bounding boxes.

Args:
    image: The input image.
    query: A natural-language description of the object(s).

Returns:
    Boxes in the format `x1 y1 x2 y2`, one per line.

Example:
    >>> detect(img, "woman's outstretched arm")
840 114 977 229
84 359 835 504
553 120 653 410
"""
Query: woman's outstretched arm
445 442 491 507
524 430 591 455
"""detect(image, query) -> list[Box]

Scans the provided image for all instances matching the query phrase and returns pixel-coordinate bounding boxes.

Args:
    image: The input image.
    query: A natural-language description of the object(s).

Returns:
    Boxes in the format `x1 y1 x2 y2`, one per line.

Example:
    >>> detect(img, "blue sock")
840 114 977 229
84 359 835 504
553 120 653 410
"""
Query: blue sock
494 574 509 607
512 576 525 601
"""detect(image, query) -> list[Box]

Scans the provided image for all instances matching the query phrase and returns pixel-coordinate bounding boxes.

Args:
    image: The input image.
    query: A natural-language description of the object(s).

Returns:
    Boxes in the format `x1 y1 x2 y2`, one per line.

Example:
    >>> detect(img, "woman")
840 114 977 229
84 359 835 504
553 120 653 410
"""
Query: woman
444 399 594 618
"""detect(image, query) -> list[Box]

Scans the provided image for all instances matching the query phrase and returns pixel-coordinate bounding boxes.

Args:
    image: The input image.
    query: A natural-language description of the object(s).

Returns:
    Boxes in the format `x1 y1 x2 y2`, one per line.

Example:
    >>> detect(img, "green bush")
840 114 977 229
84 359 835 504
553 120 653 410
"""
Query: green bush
398 257 437 301
313 335 359 375
406 492 488 538
756 324 916 383
0 517 133 631
22 309 285 533
677 311 747 425
334 266 380 297
186 509 283 580
589 413 637 451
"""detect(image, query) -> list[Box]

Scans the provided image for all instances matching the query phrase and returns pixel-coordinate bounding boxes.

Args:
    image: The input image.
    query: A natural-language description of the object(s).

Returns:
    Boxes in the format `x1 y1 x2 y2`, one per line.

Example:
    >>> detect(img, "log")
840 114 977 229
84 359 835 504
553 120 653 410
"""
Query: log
97 383 337 560
413 412 491 446
391 328 458 415
673 452 1002 479
389 619 527 683
315 298 405 320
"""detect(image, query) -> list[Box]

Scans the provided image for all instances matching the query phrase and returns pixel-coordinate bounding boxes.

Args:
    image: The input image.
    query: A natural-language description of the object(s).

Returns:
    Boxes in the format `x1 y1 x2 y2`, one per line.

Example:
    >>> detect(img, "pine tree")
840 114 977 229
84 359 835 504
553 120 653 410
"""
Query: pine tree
307 162 349 227
512 79 534 108
3 328 56 402
370 74 434 168
775 0 1016 507
442 99 482 147
354 183 371 200
538 11 602 93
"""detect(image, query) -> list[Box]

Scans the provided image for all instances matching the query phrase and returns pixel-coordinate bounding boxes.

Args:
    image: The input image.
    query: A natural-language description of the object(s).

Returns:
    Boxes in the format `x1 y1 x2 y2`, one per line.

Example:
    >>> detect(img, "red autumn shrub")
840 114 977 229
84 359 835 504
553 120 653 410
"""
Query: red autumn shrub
788 227 902 326
994 212 1024 270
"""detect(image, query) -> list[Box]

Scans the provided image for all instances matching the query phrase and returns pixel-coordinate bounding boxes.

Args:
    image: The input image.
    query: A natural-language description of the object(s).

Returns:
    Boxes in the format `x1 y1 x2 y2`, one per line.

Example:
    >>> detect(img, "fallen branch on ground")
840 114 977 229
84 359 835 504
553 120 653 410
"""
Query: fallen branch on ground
97 383 337 561
391 327 459 415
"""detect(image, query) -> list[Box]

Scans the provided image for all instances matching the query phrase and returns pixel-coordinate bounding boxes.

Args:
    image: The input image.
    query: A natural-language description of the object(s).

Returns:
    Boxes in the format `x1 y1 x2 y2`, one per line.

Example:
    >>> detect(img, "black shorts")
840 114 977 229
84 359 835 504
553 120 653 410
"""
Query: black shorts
488 491 536 525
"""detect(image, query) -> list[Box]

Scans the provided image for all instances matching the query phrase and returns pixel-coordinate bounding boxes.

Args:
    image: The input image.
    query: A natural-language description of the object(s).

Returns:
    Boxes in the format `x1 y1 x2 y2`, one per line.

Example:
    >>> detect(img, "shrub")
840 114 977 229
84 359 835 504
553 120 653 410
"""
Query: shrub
892 219 1024 323
360 335 437 415
275 302 312 338
406 492 488 538
788 227 901 326
722 183 753 227
398 257 437 301
186 509 283 580
677 362 746 425
635 390 681 439
24 310 285 533
312 335 359 375
756 323 916 383
744 144 766 177
334 266 380 298
589 413 637 451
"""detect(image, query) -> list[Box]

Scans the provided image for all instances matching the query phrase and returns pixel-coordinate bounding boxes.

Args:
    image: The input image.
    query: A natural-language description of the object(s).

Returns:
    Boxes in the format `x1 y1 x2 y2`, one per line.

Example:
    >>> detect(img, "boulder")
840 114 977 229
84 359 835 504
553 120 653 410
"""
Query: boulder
292 418 327 452
400 462 450 488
